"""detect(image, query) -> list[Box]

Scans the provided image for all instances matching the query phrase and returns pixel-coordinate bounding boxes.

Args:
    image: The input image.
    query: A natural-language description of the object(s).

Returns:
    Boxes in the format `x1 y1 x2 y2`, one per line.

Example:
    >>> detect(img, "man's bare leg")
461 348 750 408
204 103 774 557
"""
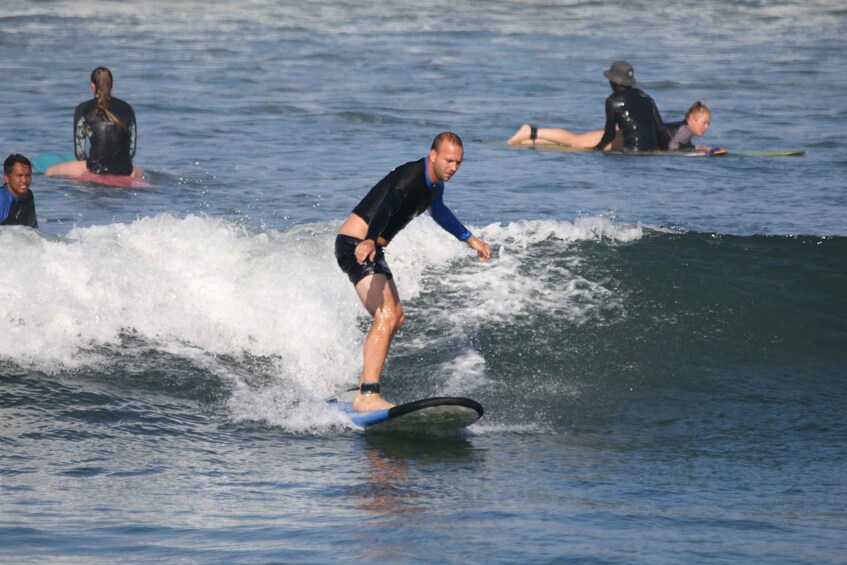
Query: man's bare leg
352 273 404 412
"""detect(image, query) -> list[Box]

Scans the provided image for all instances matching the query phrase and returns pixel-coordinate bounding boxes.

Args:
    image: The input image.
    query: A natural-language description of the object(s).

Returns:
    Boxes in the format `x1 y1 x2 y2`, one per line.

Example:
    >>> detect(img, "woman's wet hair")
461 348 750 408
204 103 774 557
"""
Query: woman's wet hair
90 67 125 128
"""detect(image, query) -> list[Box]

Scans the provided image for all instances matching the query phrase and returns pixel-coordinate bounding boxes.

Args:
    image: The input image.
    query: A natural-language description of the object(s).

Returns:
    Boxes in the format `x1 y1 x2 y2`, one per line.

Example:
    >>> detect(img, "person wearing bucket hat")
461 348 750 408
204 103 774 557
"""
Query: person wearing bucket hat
507 99 719 152
507 60 665 152
604 60 637 86
592 60 665 152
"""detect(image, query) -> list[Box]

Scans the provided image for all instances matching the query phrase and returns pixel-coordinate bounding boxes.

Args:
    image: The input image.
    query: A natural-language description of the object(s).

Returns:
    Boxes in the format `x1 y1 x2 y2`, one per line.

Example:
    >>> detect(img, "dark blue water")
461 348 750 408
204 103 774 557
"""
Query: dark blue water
2 1 846 562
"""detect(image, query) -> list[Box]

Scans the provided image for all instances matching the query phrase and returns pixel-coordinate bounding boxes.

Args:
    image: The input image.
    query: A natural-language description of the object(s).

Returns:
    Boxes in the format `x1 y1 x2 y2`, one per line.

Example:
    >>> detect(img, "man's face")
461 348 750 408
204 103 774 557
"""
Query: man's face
429 141 463 183
4 163 32 198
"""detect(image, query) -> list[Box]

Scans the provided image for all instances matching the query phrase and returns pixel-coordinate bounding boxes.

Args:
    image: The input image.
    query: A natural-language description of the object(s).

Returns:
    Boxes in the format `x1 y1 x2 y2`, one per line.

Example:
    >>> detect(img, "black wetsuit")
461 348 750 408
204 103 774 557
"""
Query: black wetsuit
74 97 137 175
353 159 470 244
0 186 38 228
336 158 471 285
661 121 695 151
594 87 665 152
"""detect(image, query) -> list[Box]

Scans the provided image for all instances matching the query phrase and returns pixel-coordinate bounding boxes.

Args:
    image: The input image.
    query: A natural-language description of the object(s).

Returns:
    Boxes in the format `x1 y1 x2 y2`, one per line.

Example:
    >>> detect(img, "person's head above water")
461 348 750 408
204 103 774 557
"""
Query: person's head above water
429 131 464 184
4 154 32 198
604 60 636 87
685 101 712 137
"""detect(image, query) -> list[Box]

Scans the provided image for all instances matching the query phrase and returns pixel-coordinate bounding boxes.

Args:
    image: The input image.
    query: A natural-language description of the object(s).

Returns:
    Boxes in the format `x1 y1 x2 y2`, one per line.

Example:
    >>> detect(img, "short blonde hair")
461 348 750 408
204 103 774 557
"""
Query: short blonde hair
685 100 711 121
431 131 463 151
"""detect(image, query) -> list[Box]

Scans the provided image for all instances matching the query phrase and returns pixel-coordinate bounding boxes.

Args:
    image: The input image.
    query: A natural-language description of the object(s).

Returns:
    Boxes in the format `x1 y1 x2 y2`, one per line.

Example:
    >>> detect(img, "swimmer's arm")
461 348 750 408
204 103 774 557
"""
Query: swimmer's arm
430 190 490 262
429 188 471 241
364 193 395 243
361 175 411 255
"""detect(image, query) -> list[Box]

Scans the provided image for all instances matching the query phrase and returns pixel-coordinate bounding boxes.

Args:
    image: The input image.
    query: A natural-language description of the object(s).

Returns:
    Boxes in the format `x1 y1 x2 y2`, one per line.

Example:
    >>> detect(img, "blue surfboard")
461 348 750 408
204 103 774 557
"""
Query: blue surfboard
31 152 152 187
32 152 76 173
330 396 484 434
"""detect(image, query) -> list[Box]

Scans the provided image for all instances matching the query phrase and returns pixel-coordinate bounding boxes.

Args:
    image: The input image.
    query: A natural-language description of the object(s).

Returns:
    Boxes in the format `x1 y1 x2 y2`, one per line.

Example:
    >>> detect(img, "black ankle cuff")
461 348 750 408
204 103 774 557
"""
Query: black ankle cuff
359 382 380 395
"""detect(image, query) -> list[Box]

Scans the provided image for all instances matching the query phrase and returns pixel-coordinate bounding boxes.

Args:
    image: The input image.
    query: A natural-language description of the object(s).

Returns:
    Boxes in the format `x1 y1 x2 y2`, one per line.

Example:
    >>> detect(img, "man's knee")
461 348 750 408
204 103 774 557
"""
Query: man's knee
375 304 404 333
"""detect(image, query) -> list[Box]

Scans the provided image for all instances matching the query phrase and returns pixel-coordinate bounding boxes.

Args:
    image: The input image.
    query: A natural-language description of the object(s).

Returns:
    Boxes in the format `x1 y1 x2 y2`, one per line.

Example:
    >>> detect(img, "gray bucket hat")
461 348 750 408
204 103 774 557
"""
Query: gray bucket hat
603 60 636 86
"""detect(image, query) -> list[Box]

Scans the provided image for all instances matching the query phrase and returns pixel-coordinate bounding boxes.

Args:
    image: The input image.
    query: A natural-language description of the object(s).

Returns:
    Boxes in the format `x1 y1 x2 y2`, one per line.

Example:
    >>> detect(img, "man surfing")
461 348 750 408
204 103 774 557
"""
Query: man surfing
335 132 491 412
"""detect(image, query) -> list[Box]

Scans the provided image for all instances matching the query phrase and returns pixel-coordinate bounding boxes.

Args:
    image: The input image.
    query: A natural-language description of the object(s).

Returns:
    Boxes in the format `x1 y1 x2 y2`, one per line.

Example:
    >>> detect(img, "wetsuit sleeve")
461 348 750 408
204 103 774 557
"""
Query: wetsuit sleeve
429 186 472 241
594 96 618 151
0 190 12 223
128 107 137 159
25 192 38 229
0 190 37 228
364 173 411 242
365 195 393 241
73 103 88 161
659 124 679 151
650 98 667 147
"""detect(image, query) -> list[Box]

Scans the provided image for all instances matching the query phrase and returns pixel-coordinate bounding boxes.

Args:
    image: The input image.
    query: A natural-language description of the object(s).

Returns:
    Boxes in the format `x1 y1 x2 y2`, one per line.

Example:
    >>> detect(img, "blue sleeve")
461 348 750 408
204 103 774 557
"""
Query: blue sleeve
0 189 12 223
429 186 472 241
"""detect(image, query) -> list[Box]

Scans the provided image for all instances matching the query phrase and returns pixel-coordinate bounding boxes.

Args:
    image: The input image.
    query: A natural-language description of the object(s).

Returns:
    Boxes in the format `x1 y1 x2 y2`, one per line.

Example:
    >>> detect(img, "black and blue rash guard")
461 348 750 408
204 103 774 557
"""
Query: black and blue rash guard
662 121 695 151
594 87 665 152
0 186 38 228
73 97 137 176
353 158 472 244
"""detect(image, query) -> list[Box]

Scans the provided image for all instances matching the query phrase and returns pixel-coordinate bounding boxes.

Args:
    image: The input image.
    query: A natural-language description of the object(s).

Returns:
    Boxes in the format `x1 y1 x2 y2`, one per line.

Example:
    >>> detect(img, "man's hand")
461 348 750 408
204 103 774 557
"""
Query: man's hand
466 236 491 262
355 239 377 264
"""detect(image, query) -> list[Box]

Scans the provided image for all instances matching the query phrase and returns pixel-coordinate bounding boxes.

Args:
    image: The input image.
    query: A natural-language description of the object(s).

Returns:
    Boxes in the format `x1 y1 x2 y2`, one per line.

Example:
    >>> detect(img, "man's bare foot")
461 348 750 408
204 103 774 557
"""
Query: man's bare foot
507 123 534 145
352 392 394 413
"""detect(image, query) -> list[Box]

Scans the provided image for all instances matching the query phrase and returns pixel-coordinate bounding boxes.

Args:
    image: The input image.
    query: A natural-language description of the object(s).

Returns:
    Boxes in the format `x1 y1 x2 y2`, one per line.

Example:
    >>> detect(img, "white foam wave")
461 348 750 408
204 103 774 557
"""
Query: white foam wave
391 216 636 342
0 213 641 433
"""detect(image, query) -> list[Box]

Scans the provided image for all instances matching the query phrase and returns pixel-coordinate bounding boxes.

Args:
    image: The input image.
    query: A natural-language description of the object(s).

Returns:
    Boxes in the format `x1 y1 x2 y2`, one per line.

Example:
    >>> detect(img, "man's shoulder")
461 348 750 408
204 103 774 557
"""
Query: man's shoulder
385 158 425 181
633 88 655 101
394 158 424 172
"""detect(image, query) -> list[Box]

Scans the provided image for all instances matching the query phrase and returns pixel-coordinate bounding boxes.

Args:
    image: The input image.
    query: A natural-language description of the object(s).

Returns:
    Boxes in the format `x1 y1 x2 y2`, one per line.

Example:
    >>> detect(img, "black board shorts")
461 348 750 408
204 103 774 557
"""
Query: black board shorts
335 234 393 286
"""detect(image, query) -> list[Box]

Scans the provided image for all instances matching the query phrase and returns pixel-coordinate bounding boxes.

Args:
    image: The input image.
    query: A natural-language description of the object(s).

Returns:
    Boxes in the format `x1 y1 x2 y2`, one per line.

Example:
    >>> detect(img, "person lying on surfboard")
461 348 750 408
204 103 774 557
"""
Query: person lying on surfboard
509 99 725 155
335 132 491 413
660 101 725 154
46 67 144 179
508 60 665 152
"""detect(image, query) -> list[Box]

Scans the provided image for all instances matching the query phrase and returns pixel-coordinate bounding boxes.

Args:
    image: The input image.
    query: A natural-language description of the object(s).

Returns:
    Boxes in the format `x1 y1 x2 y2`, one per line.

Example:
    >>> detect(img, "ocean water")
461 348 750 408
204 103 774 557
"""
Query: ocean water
2 0 846 562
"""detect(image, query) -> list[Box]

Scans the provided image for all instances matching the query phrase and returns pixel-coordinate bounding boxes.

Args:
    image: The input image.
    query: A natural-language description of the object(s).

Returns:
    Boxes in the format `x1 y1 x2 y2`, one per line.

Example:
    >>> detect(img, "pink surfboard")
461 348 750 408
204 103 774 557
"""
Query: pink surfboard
77 171 153 188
